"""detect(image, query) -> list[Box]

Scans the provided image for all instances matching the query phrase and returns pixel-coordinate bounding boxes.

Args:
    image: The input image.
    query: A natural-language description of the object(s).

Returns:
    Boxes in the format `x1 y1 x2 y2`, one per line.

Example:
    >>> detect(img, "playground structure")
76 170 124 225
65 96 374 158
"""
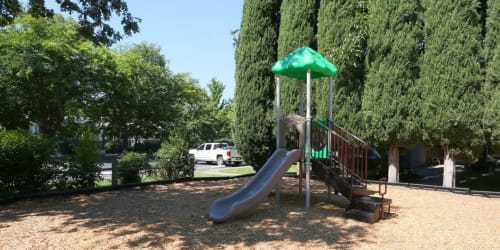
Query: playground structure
209 47 391 224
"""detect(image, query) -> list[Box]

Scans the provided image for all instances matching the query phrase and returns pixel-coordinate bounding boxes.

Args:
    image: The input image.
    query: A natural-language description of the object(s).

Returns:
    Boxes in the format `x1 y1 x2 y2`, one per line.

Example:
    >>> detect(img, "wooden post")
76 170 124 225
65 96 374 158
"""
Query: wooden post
111 160 118 186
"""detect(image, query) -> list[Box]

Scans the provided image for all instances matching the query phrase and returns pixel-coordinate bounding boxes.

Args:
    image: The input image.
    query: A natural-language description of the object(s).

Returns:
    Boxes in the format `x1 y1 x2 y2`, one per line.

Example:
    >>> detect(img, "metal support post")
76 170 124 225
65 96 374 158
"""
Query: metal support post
305 69 312 209
275 75 281 204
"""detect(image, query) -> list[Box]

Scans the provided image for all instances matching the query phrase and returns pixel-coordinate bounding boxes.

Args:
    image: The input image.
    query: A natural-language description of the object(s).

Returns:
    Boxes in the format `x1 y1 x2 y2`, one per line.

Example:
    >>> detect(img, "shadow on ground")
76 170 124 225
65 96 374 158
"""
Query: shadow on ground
0 178 373 248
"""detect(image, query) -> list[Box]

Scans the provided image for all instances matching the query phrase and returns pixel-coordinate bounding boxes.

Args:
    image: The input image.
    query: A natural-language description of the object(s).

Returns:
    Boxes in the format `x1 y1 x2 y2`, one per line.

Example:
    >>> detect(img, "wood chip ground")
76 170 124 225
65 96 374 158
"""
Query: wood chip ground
0 177 499 249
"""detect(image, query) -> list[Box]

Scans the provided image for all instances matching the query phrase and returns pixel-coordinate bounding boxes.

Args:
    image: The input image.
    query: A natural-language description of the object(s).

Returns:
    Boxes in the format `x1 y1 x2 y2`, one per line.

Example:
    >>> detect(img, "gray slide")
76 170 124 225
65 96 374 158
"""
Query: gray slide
208 148 303 222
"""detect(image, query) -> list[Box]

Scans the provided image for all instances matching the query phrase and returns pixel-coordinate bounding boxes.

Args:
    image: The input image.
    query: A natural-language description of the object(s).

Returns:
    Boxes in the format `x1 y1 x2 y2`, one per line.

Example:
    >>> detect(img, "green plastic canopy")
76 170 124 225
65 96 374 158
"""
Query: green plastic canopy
272 46 338 80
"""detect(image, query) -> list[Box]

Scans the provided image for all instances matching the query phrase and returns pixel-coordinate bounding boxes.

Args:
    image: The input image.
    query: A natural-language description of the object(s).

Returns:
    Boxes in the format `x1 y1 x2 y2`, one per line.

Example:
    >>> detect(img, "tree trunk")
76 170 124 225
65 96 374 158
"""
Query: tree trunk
442 144 456 187
388 145 399 183
121 124 129 151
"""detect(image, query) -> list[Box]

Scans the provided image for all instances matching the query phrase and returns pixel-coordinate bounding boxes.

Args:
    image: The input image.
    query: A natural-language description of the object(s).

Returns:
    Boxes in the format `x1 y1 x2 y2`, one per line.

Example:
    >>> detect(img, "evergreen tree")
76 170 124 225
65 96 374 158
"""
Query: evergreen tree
361 0 422 182
234 0 281 171
419 0 484 187
483 0 500 153
277 0 318 116
316 0 368 134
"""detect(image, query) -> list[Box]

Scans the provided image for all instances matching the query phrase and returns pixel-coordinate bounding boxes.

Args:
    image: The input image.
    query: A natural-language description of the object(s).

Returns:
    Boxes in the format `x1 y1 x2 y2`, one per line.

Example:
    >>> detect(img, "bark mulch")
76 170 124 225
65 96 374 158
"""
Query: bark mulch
0 177 499 249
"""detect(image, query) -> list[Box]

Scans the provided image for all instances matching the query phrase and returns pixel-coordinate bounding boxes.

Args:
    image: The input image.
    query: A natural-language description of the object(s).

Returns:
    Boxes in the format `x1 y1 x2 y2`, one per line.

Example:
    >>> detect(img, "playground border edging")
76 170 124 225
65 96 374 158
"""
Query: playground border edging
0 174 257 206
366 179 500 198
1 174 498 206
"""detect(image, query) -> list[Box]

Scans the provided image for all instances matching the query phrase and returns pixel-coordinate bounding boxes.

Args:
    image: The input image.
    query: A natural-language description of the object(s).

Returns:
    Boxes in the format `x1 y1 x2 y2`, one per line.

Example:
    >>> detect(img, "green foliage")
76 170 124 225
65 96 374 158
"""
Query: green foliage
104 141 123 154
277 0 319 116
0 14 94 137
28 0 54 18
419 0 484 162
207 77 232 140
361 0 422 149
117 152 151 184
58 139 78 155
0 129 55 194
0 0 139 46
0 14 232 150
483 86 500 153
156 134 194 179
234 0 281 171
483 0 500 153
0 0 21 26
69 131 102 188
207 77 225 108
165 73 231 147
96 43 183 147
316 0 368 134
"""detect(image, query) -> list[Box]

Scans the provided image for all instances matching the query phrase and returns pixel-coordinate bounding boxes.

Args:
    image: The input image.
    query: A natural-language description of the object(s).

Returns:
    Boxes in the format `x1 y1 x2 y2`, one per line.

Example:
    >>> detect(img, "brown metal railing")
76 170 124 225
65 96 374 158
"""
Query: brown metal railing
312 120 368 187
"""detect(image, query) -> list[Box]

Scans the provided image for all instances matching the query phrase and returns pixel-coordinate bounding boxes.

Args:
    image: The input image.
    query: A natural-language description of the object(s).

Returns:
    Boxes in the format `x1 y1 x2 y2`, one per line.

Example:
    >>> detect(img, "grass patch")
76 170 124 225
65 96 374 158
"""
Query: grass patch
95 179 112 187
194 166 255 178
94 164 300 183
457 170 500 191
287 164 298 174
95 175 165 187
194 164 299 178
194 172 237 178
142 176 164 182
216 166 256 175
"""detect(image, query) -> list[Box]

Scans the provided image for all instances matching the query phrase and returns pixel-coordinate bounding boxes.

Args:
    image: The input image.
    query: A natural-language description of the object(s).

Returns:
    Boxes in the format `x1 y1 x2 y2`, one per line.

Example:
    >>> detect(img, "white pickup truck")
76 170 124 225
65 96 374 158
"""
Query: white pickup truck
189 142 243 166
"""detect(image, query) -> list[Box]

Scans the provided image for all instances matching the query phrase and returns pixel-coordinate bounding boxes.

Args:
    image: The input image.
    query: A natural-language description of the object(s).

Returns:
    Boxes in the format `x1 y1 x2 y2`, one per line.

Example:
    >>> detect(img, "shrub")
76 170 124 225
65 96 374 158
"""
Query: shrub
156 135 194 179
68 131 102 188
104 141 122 154
0 129 55 194
117 152 151 183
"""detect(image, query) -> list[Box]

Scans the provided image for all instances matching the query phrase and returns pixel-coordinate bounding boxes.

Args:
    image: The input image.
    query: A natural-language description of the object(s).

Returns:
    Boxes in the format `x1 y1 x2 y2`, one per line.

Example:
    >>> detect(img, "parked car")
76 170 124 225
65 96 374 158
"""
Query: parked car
189 142 243 166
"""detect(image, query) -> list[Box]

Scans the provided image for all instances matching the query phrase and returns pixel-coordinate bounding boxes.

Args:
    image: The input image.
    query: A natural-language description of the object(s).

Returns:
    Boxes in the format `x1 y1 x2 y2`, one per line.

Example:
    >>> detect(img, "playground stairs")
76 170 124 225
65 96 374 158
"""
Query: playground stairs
312 158 392 224
345 195 392 224
310 120 392 224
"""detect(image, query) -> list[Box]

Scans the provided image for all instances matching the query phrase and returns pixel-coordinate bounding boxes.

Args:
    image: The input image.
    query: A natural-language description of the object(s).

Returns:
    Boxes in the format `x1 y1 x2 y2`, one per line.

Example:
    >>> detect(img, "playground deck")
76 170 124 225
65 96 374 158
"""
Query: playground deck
0 177 498 249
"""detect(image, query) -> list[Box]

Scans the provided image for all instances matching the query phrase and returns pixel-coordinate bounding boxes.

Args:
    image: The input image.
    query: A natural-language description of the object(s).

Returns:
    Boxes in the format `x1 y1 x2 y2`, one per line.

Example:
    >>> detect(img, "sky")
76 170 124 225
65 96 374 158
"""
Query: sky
38 0 244 100
116 1 244 100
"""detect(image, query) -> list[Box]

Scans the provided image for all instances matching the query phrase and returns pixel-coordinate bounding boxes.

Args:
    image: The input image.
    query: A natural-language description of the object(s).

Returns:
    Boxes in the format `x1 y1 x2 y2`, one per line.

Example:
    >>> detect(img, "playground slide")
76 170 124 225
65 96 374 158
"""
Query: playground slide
208 148 303 223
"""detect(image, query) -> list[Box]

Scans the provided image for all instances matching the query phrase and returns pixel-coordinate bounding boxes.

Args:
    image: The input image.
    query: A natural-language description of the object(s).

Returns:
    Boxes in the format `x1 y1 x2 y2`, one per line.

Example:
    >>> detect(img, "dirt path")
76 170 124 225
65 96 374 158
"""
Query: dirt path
0 177 499 249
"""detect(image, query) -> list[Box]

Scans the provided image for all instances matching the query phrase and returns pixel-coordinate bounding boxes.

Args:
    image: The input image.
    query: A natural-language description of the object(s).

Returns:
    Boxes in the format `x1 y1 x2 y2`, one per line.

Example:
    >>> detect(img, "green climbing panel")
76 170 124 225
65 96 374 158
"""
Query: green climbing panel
311 120 328 159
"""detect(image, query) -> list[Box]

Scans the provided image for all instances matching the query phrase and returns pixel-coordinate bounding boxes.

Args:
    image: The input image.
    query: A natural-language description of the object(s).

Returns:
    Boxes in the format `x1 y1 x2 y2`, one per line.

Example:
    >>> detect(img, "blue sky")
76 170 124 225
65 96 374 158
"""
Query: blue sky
116 0 243 99
39 0 244 100
117 1 243 100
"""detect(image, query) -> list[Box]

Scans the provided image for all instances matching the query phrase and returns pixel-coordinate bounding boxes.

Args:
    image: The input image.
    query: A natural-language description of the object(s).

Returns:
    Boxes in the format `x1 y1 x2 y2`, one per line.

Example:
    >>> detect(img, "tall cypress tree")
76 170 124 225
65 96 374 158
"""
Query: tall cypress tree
277 0 318 116
234 0 281 171
419 0 484 187
316 0 368 134
483 0 500 153
361 0 422 182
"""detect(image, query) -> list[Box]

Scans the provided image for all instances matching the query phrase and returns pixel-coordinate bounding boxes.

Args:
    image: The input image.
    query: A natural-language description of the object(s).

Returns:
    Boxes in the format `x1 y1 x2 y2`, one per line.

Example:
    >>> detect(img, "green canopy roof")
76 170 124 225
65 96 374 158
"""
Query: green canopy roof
272 47 338 80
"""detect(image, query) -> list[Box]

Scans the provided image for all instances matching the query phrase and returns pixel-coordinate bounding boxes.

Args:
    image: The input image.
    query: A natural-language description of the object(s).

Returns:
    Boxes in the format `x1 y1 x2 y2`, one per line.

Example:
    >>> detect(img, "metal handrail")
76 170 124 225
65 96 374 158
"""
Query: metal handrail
312 119 368 147
311 119 368 190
